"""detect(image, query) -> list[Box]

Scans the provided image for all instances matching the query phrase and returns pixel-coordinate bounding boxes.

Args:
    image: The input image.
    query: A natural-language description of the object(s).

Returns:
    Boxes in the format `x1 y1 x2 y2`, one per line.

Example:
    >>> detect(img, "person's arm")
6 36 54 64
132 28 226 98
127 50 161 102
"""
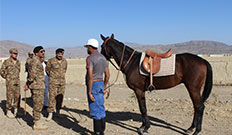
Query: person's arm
64 59 68 73
88 68 95 102
25 59 37 90
104 67 110 90
25 59 29 72
45 59 51 76
0 61 7 79
19 61 21 73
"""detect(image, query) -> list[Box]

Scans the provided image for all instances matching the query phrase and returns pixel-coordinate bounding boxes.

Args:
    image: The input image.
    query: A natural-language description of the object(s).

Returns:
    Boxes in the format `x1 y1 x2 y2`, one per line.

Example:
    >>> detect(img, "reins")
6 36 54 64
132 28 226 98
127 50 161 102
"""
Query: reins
103 37 135 91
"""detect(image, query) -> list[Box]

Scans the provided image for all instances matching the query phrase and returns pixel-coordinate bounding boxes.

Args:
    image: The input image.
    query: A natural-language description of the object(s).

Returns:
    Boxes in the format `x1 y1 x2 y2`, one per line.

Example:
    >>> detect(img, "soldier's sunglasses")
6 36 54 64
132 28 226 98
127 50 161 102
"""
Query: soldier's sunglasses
39 50 45 53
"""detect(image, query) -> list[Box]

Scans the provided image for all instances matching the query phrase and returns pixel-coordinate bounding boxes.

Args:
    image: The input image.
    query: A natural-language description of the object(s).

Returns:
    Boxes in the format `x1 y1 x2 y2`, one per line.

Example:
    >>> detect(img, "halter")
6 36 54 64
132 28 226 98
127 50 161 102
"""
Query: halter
102 37 135 71
102 37 135 95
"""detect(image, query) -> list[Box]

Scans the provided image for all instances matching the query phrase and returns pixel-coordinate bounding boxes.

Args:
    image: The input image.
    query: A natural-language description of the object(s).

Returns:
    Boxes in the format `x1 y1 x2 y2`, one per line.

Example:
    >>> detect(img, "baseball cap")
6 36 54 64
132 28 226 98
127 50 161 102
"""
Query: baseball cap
84 38 99 49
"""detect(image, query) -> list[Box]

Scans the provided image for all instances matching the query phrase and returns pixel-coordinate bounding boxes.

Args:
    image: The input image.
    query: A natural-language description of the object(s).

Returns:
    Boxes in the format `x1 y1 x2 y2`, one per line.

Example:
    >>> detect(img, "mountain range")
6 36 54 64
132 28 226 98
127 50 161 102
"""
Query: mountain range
1 40 232 60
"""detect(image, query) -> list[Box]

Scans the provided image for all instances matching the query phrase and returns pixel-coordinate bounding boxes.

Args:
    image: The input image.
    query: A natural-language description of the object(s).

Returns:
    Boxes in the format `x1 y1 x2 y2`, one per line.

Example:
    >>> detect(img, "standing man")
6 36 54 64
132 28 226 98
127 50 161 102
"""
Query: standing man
46 48 67 121
25 51 33 73
24 46 47 130
85 39 110 135
41 57 49 109
0 48 21 118
25 51 34 98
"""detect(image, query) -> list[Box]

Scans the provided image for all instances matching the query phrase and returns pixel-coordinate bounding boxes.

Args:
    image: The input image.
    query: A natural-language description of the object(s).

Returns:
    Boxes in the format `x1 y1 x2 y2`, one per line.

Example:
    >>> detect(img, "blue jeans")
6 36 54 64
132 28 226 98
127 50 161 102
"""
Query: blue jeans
87 81 106 120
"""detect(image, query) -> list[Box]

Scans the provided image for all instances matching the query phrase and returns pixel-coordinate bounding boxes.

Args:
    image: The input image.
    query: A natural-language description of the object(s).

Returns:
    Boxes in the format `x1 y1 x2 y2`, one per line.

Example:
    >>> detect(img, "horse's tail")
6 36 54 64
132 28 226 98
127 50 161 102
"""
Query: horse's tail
201 60 213 103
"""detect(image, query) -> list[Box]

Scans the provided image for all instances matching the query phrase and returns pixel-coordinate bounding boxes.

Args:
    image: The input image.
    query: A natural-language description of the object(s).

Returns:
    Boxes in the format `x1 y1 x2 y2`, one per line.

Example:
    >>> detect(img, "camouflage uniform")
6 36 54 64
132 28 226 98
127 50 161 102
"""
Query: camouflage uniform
25 57 33 73
0 57 21 111
27 55 45 121
46 57 67 113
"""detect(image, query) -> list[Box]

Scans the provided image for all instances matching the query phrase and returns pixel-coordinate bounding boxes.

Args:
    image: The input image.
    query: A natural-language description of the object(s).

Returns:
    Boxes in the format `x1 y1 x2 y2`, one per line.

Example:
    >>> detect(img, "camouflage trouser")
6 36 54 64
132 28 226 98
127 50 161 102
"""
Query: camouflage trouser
47 84 65 113
32 89 44 121
6 83 20 110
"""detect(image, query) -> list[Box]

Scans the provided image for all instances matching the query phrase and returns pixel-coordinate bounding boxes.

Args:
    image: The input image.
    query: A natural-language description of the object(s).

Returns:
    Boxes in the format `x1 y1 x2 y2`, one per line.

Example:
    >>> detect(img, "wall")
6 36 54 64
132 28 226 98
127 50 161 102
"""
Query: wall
0 56 231 85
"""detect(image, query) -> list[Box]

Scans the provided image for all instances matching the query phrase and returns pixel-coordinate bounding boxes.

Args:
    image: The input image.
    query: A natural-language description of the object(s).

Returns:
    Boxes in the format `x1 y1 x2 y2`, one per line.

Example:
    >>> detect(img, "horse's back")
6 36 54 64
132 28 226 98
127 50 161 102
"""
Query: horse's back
176 53 210 87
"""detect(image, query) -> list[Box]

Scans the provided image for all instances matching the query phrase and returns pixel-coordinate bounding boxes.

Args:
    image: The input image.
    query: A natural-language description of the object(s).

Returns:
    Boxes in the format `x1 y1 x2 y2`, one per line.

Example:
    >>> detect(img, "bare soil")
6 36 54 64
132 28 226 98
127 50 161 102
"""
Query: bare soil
0 82 232 135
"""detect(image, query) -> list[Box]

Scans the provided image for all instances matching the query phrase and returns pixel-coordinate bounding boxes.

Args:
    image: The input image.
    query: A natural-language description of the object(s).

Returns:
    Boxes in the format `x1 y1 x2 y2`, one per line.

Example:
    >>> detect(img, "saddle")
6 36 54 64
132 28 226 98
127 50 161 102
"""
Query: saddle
142 48 172 90
142 48 172 74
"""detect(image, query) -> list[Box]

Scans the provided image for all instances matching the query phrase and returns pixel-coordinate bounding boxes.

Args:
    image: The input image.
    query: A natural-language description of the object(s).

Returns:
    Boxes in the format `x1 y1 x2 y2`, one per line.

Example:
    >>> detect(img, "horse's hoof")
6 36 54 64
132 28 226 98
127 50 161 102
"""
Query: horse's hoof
138 127 145 134
141 132 148 135
186 130 193 134
186 127 194 134
192 131 200 135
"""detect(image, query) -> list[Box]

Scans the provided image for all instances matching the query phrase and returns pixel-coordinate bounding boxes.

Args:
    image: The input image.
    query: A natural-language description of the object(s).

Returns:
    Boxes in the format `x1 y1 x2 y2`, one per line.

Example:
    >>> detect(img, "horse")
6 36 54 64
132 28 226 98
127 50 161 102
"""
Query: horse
100 34 213 135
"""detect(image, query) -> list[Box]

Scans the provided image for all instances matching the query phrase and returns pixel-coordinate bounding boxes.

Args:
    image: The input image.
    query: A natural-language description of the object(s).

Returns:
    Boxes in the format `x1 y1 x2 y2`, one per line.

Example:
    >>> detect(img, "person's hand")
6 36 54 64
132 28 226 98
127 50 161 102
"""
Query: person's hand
89 93 95 102
24 84 28 91
104 89 107 95
105 88 110 99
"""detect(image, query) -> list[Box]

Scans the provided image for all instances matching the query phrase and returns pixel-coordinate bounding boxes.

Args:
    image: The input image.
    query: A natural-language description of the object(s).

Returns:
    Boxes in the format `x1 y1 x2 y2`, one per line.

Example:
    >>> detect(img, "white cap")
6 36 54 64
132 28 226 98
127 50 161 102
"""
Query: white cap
84 38 99 49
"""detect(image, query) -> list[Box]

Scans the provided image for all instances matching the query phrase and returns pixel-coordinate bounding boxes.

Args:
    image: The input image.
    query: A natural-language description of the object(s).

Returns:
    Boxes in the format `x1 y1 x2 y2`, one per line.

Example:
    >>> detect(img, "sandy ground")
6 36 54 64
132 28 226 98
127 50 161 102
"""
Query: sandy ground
0 81 232 135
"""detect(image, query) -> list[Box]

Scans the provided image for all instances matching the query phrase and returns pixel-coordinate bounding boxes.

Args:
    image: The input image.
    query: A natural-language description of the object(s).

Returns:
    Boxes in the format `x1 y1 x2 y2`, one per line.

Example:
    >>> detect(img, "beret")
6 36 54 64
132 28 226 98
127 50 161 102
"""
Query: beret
33 46 43 54
56 48 64 54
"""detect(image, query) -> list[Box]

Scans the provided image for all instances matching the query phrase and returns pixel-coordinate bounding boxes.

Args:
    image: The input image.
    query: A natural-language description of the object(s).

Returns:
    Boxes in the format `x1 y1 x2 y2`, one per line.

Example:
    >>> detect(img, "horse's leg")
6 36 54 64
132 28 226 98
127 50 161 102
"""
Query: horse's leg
194 102 205 135
186 88 205 135
134 89 150 134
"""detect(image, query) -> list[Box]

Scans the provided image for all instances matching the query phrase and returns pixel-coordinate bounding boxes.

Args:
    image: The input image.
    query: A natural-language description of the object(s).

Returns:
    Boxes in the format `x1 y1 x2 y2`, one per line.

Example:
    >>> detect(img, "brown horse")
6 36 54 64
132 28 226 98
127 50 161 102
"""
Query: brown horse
100 34 213 135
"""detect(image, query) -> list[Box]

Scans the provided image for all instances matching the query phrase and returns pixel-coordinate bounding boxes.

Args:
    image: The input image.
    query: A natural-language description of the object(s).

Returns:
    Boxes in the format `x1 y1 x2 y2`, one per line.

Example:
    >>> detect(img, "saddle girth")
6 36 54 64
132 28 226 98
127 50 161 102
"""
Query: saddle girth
142 49 172 91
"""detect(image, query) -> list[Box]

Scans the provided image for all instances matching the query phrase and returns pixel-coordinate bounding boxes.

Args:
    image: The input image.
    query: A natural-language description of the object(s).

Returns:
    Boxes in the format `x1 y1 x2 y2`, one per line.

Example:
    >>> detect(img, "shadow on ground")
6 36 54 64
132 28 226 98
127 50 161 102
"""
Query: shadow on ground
62 106 188 135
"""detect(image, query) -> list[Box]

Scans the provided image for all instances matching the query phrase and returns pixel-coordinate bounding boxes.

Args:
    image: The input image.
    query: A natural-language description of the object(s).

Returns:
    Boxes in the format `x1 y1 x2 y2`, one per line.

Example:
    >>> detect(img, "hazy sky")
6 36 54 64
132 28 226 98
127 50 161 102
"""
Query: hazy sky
0 0 232 47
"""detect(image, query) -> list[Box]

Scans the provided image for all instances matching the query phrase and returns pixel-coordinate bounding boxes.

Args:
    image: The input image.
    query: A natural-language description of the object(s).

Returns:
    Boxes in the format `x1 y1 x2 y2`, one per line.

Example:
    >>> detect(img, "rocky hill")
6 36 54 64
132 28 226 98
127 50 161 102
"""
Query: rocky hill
1 40 232 61
0 40 34 60
131 40 232 54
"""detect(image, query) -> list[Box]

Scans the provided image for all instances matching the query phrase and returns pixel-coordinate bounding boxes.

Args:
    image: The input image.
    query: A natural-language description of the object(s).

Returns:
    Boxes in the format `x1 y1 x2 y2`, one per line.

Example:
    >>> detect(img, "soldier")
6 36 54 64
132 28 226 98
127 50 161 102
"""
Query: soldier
25 51 33 73
25 51 34 97
46 48 67 121
0 48 21 118
24 46 48 130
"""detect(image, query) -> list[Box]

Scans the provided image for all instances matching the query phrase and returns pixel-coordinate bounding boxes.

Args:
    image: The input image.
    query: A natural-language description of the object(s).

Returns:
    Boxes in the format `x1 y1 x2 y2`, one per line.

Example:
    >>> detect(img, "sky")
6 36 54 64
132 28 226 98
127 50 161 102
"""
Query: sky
0 0 232 47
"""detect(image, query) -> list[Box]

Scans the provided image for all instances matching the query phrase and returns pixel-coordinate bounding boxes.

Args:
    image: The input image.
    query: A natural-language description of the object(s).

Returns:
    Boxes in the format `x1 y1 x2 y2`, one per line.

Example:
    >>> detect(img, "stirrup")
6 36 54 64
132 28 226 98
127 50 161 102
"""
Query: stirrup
147 84 156 91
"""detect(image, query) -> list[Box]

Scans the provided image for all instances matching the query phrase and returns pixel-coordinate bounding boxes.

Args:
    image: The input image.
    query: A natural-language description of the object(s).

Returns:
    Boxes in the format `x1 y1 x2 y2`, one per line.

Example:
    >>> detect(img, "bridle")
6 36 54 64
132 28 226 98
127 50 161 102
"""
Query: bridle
102 37 135 71
102 37 120 70
102 37 135 93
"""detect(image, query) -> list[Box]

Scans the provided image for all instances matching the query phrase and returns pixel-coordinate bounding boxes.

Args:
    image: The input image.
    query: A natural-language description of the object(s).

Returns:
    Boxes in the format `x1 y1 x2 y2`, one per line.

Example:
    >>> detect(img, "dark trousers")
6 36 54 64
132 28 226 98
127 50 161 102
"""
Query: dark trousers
93 118 106 135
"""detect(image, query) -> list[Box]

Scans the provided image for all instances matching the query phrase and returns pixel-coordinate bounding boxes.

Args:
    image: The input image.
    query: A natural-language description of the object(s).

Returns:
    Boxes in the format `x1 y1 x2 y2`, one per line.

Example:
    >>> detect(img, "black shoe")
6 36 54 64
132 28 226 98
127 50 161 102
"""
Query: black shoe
94 132 101 135
42 106 48 111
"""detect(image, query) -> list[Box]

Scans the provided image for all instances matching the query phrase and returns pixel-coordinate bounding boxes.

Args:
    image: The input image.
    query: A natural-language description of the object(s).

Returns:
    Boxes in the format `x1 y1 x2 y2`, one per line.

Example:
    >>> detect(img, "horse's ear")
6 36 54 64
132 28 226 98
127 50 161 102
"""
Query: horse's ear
111 34 114 39
100 34 106 41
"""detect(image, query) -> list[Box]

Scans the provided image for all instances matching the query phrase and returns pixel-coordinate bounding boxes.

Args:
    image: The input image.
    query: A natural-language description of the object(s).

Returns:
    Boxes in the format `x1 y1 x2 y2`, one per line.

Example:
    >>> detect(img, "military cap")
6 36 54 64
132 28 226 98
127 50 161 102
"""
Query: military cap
9 48 18 53
56 48 65 54
33 46 44 54
28 51 33 55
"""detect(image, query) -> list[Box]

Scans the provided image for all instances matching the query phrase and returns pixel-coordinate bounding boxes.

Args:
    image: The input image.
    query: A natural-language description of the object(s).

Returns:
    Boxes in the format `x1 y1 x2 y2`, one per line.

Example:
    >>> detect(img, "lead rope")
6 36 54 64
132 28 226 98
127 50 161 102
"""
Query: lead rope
105 45 126 99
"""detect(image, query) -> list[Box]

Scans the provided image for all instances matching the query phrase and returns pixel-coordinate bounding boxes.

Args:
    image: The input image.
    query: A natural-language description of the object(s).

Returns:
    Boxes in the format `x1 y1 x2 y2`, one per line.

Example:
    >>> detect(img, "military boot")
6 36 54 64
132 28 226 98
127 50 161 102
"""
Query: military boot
14 108 23 116
33 120 48 130
46 112 53 121
55 109 64 118
6 110 15 119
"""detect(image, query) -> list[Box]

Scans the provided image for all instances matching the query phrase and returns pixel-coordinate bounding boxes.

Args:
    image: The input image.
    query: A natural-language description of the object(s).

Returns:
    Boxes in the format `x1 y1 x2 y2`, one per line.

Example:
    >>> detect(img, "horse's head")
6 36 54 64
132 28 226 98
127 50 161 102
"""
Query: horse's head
100 34 115 60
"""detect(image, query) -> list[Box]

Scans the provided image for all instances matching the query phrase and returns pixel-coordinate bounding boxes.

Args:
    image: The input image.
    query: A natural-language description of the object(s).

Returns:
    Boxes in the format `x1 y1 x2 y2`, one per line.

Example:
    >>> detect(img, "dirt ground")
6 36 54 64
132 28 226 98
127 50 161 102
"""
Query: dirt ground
0 81 232 135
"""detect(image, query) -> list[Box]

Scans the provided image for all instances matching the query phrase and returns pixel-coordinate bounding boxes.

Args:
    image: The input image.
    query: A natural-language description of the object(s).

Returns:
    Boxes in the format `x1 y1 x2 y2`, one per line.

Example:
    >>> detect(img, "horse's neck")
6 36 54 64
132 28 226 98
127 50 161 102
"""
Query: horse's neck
111 44 136 68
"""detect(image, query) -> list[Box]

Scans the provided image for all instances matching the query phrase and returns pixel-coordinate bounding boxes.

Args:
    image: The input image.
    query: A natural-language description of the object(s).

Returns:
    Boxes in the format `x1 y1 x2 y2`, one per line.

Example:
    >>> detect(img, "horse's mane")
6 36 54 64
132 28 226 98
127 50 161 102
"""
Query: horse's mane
112 38 137 53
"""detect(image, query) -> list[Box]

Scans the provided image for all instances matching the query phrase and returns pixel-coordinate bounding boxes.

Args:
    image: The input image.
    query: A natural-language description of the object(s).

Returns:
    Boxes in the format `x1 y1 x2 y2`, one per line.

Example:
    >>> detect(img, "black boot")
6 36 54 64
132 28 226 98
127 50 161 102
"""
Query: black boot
56 94 64 110
100 118 106 135
93 119 101 135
